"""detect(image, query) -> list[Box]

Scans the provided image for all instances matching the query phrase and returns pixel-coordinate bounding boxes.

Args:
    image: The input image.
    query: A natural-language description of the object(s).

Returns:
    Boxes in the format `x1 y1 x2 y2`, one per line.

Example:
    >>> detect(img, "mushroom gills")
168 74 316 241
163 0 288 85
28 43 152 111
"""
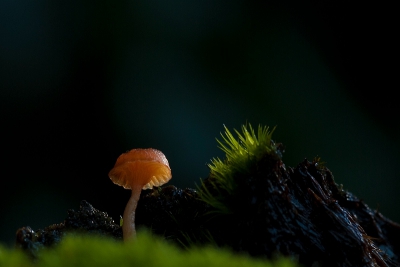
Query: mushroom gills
143 175 171 189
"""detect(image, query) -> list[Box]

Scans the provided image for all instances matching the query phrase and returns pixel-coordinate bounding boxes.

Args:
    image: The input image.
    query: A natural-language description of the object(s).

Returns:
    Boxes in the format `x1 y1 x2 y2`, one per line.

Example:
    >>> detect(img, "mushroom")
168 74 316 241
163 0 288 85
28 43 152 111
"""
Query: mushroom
108 148 172 241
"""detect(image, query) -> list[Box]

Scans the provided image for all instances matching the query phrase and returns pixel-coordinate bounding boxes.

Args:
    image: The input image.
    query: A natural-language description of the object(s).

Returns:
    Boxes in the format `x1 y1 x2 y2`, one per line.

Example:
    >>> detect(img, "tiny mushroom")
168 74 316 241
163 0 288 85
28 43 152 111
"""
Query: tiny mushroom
108 148 172 241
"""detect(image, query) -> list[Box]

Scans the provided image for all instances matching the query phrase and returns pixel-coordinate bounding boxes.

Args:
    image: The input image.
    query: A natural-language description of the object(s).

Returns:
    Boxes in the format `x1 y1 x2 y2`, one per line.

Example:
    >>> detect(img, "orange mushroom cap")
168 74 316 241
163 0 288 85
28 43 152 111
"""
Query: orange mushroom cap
109 148 172 190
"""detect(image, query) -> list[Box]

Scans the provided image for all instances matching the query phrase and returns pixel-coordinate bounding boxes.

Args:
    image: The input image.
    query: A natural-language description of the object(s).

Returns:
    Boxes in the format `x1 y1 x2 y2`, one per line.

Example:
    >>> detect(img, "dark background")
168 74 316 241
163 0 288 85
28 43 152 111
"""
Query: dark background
1 1 398 246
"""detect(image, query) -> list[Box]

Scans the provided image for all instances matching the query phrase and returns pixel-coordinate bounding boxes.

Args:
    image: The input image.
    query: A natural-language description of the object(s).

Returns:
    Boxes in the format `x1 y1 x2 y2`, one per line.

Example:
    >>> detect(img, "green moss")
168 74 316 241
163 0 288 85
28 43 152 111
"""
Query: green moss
198 124 279 214
0 244 31 267
0 231 297 267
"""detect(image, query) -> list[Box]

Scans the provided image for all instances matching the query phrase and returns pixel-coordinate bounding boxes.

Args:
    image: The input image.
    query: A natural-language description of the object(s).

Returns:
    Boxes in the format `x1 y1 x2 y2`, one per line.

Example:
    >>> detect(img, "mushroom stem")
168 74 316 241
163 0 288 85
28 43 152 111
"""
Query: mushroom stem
122 185 142 241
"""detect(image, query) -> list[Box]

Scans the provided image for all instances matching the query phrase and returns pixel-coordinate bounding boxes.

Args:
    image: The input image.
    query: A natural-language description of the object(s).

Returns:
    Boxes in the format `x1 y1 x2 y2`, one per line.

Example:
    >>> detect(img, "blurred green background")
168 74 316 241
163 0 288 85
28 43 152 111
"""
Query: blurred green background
1 1 398 246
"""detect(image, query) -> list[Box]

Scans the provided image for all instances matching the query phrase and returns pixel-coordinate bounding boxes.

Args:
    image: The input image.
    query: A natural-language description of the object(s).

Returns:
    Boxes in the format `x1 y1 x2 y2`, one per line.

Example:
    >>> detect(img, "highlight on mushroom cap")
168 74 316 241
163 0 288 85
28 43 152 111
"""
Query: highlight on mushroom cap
108 148 172 190
113 148 170 168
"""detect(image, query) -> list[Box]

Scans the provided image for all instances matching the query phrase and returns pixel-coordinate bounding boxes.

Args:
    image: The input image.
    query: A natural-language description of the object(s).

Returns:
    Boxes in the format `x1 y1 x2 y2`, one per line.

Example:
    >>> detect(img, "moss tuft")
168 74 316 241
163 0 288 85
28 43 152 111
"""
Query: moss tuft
311 156 326 171
198 124 279 214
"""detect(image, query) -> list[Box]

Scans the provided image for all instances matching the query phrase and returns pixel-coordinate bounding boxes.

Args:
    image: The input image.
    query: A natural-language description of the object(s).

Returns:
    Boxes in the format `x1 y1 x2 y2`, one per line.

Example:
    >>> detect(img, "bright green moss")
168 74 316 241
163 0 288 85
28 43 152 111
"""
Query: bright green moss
198 124 278 214
0 231 297 267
